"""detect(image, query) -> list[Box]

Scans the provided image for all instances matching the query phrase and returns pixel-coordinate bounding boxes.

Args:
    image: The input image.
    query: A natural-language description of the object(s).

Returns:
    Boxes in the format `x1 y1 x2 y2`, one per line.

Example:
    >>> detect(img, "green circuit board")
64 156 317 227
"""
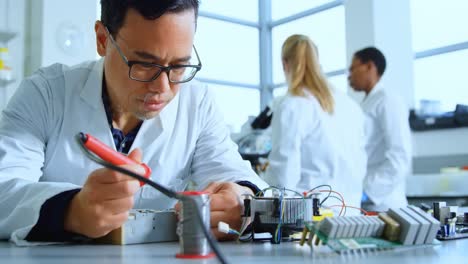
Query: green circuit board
303 222 440 253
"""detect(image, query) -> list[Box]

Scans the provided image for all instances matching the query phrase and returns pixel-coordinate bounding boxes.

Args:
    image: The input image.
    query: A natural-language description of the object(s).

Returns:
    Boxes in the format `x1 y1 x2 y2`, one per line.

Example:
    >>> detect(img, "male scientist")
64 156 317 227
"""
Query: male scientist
348 47 412 211
0 0 267 244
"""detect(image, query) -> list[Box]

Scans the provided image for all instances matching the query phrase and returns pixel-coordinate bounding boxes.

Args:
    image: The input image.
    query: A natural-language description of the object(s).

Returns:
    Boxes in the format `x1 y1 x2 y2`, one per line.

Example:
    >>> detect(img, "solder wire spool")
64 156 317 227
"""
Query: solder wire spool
176 191 215 259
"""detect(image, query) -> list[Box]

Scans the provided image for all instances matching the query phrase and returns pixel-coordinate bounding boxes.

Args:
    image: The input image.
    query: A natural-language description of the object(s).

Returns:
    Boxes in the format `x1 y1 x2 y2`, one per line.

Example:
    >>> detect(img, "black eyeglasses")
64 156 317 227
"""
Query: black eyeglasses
106 27 202 83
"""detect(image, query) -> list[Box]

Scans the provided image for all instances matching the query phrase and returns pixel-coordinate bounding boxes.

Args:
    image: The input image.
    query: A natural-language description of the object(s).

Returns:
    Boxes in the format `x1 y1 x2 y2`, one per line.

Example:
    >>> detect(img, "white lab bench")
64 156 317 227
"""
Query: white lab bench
1 238 467 264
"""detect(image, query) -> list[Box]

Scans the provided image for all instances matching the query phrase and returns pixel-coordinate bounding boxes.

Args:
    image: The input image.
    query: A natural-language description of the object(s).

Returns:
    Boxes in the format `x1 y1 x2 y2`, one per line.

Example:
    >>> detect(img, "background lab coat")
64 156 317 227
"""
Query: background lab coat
361 83 412 211
264 88 367 214
0 59 267 244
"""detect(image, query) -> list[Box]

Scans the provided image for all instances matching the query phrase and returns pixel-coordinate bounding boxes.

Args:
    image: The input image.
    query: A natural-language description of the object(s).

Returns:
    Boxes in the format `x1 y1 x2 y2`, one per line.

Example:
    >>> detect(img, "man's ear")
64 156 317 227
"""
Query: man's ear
366 61 377 74
95 21 108 57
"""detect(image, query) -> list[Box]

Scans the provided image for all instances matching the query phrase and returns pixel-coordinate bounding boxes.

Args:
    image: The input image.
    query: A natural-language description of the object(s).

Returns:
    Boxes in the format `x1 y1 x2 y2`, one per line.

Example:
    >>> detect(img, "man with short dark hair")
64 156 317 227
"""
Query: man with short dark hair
0 0 267 244
348 47 412 211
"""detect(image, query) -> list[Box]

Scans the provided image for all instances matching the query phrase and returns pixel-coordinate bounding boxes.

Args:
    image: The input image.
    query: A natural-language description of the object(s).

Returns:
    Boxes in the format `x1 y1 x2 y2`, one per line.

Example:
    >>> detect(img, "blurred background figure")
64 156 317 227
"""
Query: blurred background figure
263 34 367 213
348 47 412 211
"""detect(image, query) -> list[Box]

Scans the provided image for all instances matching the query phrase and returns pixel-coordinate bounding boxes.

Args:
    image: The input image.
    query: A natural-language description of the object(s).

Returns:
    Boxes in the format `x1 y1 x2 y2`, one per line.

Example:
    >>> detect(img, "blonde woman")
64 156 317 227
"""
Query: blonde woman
264 35 367 214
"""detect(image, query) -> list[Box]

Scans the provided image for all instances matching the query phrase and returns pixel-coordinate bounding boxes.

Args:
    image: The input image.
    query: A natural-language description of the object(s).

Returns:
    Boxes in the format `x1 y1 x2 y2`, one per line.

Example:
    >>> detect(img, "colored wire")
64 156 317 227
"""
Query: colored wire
321 195 346 216
304 185 332 203
328 205 368 215
274 189 285 243
77 136 228 264
257 186 303 197
319 190 346 216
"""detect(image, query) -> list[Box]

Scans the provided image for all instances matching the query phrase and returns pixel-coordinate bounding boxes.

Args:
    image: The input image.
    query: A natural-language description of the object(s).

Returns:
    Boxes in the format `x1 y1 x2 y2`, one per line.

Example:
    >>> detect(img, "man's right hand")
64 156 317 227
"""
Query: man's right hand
64 148 145 238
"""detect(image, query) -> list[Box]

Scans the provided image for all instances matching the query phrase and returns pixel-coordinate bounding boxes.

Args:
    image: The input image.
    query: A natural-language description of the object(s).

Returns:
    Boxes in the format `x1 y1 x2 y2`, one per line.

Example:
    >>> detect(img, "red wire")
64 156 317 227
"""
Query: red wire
319 190 346 216
329 205 369 215
306 189 347 216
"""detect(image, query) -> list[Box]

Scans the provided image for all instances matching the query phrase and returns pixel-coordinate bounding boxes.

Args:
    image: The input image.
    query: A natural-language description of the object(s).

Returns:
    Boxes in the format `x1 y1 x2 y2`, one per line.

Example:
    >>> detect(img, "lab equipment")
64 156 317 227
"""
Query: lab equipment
237 129 271 173
0 47 12 81
434 202 468 240
96 209 178 245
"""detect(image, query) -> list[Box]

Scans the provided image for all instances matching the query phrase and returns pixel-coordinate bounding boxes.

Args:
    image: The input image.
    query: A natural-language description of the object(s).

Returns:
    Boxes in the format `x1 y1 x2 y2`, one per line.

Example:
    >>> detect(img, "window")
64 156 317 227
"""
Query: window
199 0 258 22
413 49 468 111
411 0 468 110
410 0 468 52
195 17 259 85
271 0 335 20
208 84 260 133
195 1 260 132
271 6 346 84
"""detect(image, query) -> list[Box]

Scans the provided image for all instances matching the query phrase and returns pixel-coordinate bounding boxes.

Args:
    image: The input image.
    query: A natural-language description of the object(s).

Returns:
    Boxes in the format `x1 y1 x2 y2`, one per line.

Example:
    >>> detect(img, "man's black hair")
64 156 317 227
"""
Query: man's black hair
354 47 386 77
101 0 200 35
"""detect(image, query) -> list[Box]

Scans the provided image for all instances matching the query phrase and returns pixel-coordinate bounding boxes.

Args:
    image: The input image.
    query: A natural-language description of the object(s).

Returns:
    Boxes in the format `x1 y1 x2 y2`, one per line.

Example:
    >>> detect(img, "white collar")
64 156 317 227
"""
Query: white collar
363 82 384 102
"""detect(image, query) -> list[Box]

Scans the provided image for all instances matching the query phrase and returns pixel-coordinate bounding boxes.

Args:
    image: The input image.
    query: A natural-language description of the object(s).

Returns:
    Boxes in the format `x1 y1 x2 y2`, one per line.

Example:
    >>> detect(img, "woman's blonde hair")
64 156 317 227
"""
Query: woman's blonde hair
282 34 334 113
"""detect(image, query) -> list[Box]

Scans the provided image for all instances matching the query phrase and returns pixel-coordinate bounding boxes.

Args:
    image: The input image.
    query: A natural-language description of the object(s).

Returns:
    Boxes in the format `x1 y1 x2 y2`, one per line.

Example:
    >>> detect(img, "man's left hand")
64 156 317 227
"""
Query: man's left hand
203 182 253 240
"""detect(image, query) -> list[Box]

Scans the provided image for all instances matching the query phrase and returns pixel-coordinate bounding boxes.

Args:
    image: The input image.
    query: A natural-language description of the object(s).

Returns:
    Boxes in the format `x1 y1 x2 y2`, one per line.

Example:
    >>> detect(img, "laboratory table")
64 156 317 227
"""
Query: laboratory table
1 238 467 264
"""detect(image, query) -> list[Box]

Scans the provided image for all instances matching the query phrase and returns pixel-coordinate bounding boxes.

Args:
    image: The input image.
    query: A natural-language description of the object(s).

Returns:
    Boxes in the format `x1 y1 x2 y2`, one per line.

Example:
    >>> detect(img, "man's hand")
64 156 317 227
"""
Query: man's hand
64 148 145 238
203 182 254 240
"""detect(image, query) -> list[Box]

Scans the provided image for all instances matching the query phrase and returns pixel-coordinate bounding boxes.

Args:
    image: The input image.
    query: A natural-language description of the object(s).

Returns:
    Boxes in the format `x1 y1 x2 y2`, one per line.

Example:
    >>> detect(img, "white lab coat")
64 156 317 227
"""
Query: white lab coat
0 59 267 244
361 83 412 211
263 88 367 214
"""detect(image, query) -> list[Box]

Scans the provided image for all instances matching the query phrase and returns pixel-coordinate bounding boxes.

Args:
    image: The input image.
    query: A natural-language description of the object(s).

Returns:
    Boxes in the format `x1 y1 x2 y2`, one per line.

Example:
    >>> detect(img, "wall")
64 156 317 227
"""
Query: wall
344 0 415 107
0 0 26 109
27 0 98 71
1 0 98 110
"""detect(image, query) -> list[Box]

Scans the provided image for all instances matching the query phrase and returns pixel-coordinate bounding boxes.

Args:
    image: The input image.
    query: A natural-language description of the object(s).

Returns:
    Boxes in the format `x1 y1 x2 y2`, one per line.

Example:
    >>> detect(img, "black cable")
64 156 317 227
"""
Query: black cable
76 135 228 264
306 184 332 205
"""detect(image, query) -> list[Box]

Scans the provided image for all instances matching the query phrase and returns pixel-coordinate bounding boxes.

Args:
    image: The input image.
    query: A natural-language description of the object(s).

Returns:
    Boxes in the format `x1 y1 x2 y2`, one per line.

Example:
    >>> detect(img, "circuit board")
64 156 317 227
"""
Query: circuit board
437 233 468 241
304 221 440 253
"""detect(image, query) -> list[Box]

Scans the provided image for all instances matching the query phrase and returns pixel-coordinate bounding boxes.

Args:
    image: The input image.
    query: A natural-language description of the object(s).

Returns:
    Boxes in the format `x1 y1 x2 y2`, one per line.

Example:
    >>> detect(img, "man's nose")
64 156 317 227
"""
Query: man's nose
147 71 170 93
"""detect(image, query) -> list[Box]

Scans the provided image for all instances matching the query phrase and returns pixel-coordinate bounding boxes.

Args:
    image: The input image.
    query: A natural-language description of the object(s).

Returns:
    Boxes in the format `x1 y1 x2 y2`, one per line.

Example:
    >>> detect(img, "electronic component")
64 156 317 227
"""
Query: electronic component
400 207 430 245
388 208 419 245
347 217 356 238
248 196 312 243
96 209 178 245
305 206 439 254
407 205 440 244
318 217 338 238
317 207 437 245
332 217 343 238
317 216 384 239
362 216 374 237
433 203 468 240
374 216 385 237
352 216 365 238
313 197 320 216
433 202 446 222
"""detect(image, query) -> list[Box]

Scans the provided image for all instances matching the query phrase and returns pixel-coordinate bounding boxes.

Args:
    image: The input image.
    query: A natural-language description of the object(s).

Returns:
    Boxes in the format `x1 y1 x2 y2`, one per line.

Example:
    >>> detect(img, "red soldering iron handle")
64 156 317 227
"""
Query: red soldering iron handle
79 132 151 186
